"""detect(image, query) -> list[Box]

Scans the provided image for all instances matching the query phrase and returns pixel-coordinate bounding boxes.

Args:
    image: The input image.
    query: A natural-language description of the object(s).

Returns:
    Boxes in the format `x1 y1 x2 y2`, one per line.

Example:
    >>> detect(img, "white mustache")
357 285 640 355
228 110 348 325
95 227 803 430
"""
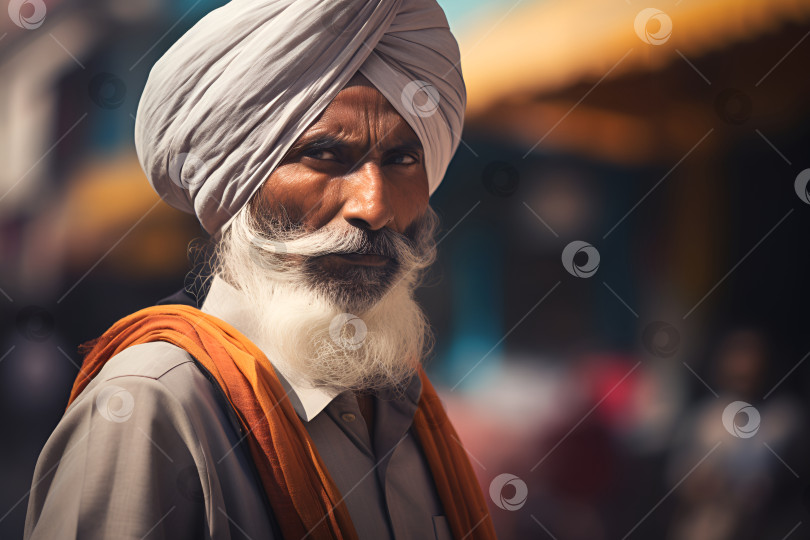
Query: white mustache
245 211 438 274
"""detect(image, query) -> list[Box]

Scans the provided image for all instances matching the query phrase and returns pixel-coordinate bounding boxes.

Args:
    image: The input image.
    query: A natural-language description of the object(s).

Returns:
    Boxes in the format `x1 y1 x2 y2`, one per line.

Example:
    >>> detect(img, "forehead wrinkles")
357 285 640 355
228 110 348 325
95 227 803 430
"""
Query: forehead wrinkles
320 87 408 148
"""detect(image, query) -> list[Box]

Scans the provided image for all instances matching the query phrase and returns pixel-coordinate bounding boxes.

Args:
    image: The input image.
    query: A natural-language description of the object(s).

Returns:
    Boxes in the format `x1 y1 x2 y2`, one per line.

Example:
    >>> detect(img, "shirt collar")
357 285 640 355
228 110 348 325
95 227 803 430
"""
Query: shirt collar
201 275 341 422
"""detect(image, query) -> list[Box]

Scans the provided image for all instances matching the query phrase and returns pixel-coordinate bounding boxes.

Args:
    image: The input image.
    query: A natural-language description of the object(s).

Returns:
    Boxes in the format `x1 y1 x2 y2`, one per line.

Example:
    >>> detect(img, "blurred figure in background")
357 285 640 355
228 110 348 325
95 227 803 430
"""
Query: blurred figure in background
666 329 807 540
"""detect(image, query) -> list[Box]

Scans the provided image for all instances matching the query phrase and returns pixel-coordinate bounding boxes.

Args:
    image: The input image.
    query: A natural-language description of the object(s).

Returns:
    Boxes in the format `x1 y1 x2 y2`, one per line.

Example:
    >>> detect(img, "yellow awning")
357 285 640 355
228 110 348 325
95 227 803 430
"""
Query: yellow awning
458 0 810 116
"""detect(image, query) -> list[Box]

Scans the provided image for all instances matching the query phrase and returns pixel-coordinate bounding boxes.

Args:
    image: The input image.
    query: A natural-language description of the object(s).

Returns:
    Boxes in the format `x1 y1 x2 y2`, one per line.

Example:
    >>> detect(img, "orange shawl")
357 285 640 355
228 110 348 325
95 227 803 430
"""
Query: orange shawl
67 305 497 540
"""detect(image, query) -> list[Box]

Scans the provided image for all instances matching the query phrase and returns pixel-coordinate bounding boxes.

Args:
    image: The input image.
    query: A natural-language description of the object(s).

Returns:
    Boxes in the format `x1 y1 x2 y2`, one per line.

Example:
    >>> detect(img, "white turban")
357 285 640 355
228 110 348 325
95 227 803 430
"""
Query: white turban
134 0 466 235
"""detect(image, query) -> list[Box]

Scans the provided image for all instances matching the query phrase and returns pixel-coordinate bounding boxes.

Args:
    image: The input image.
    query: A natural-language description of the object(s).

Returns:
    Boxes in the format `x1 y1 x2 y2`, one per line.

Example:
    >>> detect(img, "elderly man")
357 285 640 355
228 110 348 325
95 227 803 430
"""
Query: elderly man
23 1 495 539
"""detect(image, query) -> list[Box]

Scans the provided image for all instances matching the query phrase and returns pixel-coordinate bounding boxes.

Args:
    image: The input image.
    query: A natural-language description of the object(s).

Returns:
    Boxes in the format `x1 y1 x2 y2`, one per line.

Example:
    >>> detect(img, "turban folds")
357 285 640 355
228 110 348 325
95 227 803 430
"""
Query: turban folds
134 0 467 235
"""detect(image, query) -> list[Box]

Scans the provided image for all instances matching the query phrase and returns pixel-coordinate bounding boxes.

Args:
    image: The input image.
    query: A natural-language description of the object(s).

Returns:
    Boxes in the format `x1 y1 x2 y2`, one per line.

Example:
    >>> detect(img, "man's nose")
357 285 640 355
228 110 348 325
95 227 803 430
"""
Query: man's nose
341 162 396 231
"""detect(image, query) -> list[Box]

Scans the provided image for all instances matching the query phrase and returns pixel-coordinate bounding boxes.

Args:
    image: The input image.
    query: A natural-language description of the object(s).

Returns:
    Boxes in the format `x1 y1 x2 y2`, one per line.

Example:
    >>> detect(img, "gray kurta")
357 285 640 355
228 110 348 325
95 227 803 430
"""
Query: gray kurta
24 280 452 539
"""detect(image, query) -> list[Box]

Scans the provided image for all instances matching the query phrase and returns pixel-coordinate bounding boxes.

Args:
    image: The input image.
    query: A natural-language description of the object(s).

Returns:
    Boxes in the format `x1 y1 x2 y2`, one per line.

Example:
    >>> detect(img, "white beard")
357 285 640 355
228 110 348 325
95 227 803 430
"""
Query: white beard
213 201 439 394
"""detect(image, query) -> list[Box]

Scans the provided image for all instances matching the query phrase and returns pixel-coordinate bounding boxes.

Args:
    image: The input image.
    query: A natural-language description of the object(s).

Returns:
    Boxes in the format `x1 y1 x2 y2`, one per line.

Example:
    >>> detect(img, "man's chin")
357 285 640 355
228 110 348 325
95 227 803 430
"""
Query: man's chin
303 257 402 312
310 279 391 314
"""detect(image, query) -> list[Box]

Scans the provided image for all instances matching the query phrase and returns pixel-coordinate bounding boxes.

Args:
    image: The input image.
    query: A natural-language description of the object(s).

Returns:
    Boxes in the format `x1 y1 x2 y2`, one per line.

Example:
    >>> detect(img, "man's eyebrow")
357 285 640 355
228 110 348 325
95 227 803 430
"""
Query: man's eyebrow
386 137 423 153
291 134 346 151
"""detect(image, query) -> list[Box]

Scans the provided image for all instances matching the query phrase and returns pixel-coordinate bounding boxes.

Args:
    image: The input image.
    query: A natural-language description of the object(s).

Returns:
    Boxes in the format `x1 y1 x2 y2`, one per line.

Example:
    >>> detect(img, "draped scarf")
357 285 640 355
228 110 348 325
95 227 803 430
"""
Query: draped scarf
67 305 496 540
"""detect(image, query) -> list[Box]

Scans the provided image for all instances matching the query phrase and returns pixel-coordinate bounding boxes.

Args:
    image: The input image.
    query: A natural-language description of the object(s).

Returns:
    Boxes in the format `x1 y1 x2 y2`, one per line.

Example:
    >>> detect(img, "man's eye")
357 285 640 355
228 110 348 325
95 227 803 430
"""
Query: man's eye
389 154 418 165
304 148 338 161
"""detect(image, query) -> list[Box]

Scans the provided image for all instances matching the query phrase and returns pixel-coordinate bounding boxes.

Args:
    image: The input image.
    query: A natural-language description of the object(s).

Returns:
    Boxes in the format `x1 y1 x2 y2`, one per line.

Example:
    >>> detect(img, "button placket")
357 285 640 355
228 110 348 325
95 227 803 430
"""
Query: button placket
325 392 374 457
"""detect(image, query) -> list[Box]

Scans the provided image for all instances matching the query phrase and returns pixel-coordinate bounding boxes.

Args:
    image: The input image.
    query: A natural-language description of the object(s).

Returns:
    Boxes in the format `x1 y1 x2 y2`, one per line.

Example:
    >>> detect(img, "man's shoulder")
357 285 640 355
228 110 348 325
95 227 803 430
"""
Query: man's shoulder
99 340 197 382
91 341 229 417
68 340 244 441
67 341 218 419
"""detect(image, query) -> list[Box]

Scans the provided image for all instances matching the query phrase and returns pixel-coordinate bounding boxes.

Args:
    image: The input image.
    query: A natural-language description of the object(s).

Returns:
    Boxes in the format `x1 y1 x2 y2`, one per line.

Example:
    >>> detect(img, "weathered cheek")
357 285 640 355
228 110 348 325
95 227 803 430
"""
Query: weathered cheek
391 189 428 234
407 173 430 210
256 167 326 223
296 175 347 228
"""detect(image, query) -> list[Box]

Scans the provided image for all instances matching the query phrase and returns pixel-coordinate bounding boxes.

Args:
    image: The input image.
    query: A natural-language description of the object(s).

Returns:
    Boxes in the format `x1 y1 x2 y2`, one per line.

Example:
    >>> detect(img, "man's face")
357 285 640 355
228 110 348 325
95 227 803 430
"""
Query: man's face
248 73 431 309
215 75 437 389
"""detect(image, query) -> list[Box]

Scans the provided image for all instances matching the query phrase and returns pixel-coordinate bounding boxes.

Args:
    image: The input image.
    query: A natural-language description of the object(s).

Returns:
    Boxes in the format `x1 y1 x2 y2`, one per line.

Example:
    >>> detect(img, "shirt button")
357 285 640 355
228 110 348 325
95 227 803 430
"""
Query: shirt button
341 412 356 422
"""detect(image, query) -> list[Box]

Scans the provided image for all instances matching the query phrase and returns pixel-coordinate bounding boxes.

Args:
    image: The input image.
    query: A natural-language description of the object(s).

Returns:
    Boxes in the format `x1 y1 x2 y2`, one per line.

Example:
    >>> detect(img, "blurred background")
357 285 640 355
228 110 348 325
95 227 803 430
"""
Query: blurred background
2 0 810 538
